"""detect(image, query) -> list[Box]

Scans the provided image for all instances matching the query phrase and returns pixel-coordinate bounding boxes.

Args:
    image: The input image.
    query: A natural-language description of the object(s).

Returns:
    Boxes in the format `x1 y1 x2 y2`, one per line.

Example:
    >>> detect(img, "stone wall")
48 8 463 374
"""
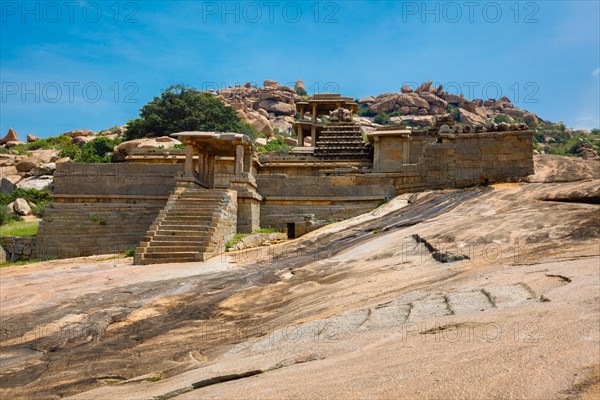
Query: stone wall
257 130 533 229
54 163 183 195
256 174 396 229
421 131 534 188
36 163 183 259
0 236 35 261
204 189 238 259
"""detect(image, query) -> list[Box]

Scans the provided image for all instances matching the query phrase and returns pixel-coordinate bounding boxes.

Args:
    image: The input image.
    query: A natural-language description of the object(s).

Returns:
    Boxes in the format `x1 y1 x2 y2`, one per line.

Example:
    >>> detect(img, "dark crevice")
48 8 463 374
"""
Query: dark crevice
480 289 497 308
545 273 572 283
411 234 470 263
539 197 600 205
191 370 263 389
442 294 455 315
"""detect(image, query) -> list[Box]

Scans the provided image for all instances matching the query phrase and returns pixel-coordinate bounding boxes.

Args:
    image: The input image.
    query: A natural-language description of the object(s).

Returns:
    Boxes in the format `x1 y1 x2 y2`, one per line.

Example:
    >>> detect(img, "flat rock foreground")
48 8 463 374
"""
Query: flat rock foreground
1 155 598 400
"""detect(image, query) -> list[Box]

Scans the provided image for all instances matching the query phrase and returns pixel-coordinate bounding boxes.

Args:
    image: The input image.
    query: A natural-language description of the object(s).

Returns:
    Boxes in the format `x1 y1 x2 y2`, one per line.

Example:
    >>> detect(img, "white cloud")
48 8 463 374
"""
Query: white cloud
593 67 600 77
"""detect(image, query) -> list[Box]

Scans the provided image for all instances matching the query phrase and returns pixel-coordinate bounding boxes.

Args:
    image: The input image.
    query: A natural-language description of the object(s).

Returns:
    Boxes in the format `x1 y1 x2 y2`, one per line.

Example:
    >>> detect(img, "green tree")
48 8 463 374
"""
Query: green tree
125 84 241 140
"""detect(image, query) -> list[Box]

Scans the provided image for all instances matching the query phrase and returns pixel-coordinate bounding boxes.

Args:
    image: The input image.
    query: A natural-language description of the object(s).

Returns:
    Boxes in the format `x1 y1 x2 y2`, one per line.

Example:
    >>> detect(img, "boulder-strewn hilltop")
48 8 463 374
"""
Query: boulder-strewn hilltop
3 79 598 161
209 79 598 159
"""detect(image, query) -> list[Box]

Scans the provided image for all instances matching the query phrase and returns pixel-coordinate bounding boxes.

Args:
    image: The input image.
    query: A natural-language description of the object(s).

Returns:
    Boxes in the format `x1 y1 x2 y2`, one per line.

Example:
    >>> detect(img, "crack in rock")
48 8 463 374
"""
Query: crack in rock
411 234 470 263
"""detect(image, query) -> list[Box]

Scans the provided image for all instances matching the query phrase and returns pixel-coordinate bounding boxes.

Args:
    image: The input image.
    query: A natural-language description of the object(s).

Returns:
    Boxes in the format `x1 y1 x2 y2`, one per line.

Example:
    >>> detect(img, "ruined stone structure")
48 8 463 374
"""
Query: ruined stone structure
35 94 534 264
294 94 370 161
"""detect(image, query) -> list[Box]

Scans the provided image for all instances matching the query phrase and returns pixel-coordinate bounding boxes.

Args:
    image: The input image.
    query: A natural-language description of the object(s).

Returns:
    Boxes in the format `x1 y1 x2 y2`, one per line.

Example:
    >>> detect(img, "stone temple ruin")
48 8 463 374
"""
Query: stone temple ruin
35 94 534 264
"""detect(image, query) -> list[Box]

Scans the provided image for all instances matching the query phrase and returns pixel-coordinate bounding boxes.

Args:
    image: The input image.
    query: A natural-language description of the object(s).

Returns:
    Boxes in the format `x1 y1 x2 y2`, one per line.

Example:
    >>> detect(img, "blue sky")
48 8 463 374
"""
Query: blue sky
1 0 599 138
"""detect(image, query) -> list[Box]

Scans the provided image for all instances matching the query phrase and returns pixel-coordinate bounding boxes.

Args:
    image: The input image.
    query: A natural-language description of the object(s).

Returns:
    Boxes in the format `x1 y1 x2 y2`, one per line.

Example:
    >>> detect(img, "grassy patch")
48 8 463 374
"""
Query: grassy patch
124 248 136 257
0 220 39 236
90 215 108 225
0 259 46 268
225 228 279 250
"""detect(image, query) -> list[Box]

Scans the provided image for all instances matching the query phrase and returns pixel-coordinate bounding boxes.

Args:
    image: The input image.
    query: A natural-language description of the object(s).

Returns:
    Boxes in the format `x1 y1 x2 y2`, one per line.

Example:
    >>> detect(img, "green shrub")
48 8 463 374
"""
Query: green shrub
0 189 51 207
257 137 292 154
31 200 49 218
27 135 72 150
374 112 391 125
494 114 512 124
447 105 460 122
0 205 22 226
58 137 122 163
78 137 122 163
125 84 241 140
58 143 81 160
295 87 307 96
357 105 372 117
124 248 136 257
238 122 261 144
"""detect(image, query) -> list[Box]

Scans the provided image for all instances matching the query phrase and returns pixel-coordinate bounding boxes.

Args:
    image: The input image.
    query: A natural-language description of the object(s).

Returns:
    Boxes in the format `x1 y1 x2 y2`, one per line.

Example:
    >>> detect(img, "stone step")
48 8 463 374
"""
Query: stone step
169 201 224 207
155 224 214 231
137 256 198 265
317 140 366 144
150 228 213 236
144 245 201 253
139 255 198 263
150 234 212 242
141 239 205 247
179 193 227 198
160 216 215 222
141 251 199 258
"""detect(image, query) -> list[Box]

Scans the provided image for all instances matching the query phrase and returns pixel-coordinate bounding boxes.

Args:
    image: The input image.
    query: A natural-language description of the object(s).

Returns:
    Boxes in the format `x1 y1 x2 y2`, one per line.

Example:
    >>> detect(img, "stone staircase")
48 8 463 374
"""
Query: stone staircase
134 188 237 265
315 123 371 161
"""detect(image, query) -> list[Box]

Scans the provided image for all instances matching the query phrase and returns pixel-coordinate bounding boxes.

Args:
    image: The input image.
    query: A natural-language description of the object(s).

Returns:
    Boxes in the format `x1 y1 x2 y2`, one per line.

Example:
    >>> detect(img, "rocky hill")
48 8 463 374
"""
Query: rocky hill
211 79 598 158
2 79 598 159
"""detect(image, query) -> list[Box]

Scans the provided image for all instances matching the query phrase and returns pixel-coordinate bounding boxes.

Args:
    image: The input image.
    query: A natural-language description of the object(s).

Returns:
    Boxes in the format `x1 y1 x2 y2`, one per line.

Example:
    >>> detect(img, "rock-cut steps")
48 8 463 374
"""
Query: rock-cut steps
134 188 237 265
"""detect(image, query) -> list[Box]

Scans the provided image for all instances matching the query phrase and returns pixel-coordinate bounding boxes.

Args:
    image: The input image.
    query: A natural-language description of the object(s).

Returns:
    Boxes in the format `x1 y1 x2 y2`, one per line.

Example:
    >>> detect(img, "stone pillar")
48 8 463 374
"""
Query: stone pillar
297 125 304 147
402 139 410 165
373 135 380 172
198 152 204 183
311 103 317 122
311 126 316 146
193 152 200 176
207 155 215 188
243 149 252 174
184 144 194 176
203 154 209 185
235 145 244 177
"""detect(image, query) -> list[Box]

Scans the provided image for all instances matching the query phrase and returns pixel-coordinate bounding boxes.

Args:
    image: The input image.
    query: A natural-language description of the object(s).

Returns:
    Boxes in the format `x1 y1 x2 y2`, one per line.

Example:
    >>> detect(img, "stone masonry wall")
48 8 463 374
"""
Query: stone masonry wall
421 131 534 188
36 163 183 259
257 130 533 229
0 236 35 261
54 163 183 196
